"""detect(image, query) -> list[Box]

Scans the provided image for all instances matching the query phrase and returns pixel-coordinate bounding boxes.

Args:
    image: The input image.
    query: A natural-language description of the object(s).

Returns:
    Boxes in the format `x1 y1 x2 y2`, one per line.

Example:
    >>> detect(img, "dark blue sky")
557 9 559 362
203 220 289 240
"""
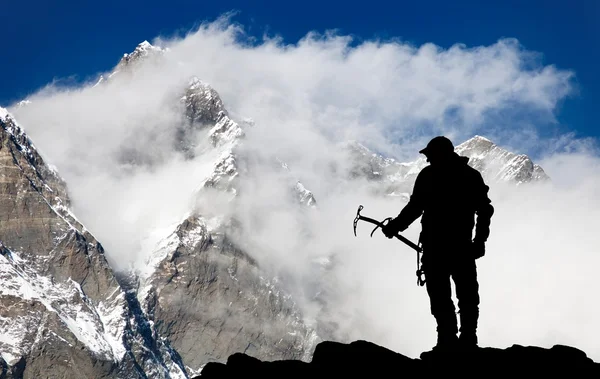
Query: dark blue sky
2 0 598 140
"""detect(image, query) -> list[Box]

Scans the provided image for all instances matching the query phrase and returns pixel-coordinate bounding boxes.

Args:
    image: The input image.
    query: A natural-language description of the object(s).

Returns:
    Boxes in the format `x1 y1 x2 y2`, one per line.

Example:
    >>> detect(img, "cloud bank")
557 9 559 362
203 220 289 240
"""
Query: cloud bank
10 16 600 361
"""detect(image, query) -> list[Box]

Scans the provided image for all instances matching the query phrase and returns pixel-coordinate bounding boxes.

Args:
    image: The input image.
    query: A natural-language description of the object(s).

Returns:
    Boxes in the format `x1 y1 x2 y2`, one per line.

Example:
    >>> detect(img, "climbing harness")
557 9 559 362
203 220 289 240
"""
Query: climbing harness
353 205 426 287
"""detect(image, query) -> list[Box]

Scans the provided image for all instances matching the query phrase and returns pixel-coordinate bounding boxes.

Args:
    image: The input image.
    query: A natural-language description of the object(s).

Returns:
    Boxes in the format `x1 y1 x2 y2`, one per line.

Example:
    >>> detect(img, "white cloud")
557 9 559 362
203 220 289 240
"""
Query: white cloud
10 16 600 362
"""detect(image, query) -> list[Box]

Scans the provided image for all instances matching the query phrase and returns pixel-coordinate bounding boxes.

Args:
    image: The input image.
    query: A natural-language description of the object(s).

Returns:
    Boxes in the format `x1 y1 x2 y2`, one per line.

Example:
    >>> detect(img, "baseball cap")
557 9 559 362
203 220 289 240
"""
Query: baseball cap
419 136 454 156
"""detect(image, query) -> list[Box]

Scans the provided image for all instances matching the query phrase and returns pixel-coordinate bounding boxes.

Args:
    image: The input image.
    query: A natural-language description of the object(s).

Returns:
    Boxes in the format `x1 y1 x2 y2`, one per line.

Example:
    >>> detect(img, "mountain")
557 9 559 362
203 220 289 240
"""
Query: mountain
130 75 319 376
344 134 549 200
454 135 549 184
0 109 186 378
116 40 166 69
0 41 561 378
2 40 322 377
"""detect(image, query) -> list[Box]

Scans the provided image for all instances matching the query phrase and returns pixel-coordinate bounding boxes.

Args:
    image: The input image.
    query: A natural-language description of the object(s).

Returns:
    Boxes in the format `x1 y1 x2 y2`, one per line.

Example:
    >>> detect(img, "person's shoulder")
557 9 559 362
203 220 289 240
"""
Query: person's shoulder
457 158 480 175
464 164 482 176
417 165 433 178
413 165 434 186
464 165 484 181
465 167 489 190
456 158 486 182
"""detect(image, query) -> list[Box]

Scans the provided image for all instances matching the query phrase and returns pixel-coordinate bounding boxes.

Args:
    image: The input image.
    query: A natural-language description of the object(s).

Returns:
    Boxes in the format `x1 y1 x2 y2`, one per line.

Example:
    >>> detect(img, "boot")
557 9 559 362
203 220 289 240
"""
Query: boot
458 309 479 350
420 332 458 360
458 331 478 350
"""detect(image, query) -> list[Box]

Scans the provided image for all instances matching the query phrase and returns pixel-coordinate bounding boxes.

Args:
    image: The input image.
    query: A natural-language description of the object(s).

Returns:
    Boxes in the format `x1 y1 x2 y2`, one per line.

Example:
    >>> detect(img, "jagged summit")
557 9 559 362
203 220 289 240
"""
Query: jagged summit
183 77 229 126
346 135 548 189
137 40 153 49
89 40 167 87
455 135 549 184
470 134 493 143
173 76 243 160
117 40 165 67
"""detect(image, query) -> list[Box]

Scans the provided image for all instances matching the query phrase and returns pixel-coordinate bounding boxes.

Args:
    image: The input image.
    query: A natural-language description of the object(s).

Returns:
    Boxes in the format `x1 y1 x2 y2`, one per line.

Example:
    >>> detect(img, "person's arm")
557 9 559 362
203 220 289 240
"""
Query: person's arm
383 170 427 236
473 172 494 243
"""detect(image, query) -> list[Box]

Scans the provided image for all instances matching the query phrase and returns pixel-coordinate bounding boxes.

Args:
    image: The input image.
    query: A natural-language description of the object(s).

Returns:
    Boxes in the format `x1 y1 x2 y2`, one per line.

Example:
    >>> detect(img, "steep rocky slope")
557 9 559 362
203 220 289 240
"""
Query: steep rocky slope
130 74 319 376
0 109 186 378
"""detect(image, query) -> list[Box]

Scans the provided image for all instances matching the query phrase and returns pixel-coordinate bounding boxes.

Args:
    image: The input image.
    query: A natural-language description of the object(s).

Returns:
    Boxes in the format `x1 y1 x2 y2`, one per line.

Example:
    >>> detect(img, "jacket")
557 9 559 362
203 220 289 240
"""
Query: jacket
394 153 494 247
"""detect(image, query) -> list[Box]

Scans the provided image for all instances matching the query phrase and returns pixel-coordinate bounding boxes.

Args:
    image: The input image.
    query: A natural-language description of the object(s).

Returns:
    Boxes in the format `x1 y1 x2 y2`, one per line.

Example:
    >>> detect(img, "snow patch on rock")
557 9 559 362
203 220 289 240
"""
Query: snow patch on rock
0 250 129 363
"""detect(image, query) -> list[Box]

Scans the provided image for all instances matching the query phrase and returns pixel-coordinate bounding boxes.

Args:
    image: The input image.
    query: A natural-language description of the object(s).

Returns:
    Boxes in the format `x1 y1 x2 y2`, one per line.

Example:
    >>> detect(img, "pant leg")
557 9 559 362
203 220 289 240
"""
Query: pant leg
424 261 458 337
452 259 480 334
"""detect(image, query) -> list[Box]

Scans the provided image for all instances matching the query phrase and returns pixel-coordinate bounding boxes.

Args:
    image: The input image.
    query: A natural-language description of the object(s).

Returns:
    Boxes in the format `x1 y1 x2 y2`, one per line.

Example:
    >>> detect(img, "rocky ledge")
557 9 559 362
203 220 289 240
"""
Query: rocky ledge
196 339 600 378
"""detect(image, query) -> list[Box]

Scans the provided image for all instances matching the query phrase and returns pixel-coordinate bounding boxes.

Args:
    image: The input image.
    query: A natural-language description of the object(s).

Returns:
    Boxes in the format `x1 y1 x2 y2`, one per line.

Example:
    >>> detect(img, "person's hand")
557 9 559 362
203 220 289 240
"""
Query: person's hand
471 240 485 259
381 218 405 239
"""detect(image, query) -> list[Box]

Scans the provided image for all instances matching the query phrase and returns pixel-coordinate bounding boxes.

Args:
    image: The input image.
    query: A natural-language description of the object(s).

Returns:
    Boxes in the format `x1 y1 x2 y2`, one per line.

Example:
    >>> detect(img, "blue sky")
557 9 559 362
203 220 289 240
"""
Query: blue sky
2 0 598 140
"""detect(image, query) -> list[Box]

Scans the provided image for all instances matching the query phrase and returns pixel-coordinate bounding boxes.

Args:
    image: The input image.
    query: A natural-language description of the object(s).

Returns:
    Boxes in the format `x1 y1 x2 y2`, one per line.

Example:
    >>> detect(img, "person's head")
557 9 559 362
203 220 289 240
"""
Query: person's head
419 136 455 165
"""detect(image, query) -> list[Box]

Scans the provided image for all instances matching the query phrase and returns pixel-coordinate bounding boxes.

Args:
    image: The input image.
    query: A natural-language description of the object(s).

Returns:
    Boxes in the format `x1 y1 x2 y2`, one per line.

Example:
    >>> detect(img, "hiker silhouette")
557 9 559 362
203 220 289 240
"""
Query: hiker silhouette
381 136 494 359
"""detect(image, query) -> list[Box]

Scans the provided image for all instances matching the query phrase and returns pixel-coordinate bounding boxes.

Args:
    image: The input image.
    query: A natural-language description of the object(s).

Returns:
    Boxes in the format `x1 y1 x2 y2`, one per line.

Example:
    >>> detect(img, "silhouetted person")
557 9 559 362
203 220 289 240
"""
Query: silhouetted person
381 136 494 358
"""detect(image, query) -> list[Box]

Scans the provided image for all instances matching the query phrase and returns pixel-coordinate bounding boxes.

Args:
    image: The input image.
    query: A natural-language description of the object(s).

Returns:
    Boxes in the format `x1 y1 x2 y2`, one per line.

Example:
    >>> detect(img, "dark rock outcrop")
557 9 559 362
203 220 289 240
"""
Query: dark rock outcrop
196 339 600 378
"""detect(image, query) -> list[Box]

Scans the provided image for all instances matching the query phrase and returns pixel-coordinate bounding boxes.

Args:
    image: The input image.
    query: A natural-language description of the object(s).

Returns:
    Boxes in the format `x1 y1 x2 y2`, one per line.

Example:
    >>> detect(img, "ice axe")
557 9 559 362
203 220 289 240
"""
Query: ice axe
353 205 421 252
353 205 426 286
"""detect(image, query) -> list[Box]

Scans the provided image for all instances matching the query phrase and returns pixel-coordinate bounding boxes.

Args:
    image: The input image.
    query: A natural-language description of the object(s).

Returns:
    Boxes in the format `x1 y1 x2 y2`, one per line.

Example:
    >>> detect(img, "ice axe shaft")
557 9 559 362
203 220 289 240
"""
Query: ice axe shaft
353 204 426 287
353 205 422 253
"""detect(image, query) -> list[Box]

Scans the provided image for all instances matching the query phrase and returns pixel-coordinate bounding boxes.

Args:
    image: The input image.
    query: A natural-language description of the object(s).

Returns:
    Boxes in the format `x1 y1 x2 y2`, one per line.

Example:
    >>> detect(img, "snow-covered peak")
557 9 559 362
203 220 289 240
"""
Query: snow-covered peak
188 76 210 91
455 135 495 156
471 135 492 143
117 40 165 68
137 40 153 50
455 136 549 184
344 140 373 156
343 135 548 198
130 40 162 56
295 181 317 207
345 141 397 166
0 107 9 121
344 140 401 182
182 77 228 126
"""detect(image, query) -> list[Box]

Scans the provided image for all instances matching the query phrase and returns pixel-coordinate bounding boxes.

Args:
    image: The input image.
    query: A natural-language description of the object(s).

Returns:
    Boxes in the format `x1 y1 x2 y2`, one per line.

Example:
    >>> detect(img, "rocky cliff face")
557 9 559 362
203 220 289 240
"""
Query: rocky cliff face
0 109 186 378
131 75 319 376
136 215 318 376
